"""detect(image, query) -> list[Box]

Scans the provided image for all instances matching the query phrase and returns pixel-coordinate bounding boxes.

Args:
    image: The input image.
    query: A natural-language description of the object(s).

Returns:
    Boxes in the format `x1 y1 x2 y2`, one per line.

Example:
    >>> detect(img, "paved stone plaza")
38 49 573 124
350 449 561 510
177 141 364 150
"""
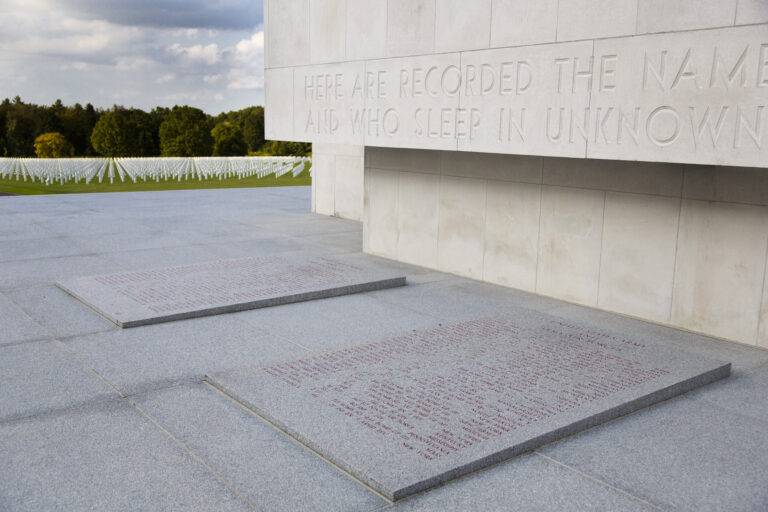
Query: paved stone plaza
1 186 768 511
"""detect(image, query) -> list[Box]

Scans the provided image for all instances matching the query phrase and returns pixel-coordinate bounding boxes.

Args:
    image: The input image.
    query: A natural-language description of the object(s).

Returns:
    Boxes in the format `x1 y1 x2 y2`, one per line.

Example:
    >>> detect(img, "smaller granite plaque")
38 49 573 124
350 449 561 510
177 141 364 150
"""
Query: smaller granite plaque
56 255 406 328
209 313 730 501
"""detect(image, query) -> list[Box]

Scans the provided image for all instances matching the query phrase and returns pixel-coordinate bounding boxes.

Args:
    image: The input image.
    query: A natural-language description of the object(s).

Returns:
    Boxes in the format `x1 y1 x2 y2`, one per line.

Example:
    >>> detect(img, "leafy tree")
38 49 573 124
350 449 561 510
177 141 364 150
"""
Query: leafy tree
211 106 265 153
239 106 265 152
34 132 74 158
0 98 9 156
212 121 248 156
150 107 170 127
124 108 161 156
261 140 312 156
91 112 130 157
159 106 213 156
83 103 101 155
59 103 99 156
5 109 36 157
25 100 62 140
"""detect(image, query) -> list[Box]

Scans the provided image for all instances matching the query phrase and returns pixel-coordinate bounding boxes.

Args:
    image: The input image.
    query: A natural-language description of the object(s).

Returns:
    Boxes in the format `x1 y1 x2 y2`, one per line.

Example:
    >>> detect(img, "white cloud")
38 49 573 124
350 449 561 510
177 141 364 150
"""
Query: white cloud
58 56 155 72
203 74 223 83
234 31 263 60
227 74 263 90
109 88 141 102
164 91 208 103
222 30 265 90
167 42 221 65
156 73 175 84
60 61 92 71
229 32 264 74
115 56 156 71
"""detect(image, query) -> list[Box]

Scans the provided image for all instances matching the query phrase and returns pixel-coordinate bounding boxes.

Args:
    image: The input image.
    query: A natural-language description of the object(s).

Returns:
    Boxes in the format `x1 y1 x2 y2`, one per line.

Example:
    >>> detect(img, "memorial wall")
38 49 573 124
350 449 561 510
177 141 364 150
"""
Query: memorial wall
264 0 768 348
278 26 767 167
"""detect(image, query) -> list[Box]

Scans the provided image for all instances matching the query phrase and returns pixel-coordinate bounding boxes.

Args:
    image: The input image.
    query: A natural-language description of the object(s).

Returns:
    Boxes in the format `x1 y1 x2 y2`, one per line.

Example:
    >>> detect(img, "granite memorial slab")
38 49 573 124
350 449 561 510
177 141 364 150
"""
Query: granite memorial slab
56 255 406 328
208 312 730 501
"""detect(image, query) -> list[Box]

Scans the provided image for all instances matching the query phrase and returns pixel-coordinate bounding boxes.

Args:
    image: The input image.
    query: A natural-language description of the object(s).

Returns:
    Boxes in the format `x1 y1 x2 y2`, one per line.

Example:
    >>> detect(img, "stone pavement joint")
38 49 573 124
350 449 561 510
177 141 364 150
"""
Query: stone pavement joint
1 291 125 398
534 453 667 512
202 380 396 504
128 396 265 512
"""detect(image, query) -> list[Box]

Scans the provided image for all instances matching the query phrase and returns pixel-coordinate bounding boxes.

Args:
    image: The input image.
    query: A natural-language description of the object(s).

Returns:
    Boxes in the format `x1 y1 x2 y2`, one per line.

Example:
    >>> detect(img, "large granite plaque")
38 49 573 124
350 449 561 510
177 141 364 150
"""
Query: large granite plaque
208 314 730 501
56 255 406 328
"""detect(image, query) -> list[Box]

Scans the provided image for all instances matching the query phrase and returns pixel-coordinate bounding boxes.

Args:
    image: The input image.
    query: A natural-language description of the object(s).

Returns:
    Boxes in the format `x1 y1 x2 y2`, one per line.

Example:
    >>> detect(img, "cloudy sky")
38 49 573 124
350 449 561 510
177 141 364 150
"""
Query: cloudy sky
0 0 265 114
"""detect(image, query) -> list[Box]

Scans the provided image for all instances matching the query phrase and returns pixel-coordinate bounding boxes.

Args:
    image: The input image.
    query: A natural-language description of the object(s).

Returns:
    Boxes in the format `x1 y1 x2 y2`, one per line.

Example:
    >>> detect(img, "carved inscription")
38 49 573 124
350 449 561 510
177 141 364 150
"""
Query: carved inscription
263 317 669 462
293 27 768 165
93 256 365 314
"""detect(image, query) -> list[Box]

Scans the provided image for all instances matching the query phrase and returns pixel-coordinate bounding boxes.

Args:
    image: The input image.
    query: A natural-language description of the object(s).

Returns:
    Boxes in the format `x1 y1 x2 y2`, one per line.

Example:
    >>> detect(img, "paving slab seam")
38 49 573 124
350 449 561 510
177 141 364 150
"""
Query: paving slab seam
0 233 66 244
202 380 395 505
121 376 222 399
235 318 315 352
123 380 202 400
55 327 119 343
115 242 217 260
0 336 58 349
535 453 667 511
0 395 125 426
0 251 101 265
127 397 265 512
0 257 132 295
2 293 126 398
370 502 399 512
688 396 768 424
360 286 455 322
74 240 196 257
145 220 256 235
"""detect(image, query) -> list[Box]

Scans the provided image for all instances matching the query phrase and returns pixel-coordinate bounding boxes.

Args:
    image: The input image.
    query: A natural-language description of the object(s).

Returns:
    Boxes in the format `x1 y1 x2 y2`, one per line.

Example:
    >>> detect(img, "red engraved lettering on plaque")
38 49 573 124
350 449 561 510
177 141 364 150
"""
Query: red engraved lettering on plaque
262 317 670 461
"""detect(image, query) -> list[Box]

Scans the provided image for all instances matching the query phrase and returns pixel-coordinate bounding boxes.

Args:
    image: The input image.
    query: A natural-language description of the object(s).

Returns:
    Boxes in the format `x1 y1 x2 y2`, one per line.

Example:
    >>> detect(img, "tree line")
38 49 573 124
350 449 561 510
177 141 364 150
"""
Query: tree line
0 96 311 158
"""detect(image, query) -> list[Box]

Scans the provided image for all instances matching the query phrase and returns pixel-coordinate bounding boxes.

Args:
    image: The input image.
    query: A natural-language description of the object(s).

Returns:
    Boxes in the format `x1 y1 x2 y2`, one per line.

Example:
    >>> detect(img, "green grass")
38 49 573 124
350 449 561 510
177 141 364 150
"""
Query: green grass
0 163 312 195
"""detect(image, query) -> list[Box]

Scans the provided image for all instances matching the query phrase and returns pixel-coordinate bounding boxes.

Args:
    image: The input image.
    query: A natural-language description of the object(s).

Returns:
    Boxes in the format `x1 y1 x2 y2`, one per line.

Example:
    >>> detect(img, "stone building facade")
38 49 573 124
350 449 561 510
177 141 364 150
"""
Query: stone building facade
264 0 768 348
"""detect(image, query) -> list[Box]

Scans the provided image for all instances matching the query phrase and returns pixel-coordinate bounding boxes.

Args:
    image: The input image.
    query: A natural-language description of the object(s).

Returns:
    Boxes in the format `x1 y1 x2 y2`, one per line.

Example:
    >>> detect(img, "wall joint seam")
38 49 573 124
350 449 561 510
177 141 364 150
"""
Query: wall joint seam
667 196 685 325
754 235 768 345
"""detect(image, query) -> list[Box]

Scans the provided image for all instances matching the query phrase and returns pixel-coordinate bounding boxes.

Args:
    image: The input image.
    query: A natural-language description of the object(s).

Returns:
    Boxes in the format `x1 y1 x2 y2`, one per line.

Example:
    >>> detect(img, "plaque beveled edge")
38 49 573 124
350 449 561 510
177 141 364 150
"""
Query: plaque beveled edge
56 275 407 329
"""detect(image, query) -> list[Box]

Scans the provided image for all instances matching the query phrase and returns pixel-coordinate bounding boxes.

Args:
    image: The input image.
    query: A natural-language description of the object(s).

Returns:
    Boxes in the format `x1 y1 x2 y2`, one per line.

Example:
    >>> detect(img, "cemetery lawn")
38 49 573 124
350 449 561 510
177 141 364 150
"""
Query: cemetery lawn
0 163 312 195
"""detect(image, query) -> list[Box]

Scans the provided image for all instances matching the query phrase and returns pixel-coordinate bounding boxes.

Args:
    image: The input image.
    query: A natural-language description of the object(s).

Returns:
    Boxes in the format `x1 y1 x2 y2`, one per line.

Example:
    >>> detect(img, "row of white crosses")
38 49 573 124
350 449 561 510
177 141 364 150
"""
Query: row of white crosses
0 157 311 185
